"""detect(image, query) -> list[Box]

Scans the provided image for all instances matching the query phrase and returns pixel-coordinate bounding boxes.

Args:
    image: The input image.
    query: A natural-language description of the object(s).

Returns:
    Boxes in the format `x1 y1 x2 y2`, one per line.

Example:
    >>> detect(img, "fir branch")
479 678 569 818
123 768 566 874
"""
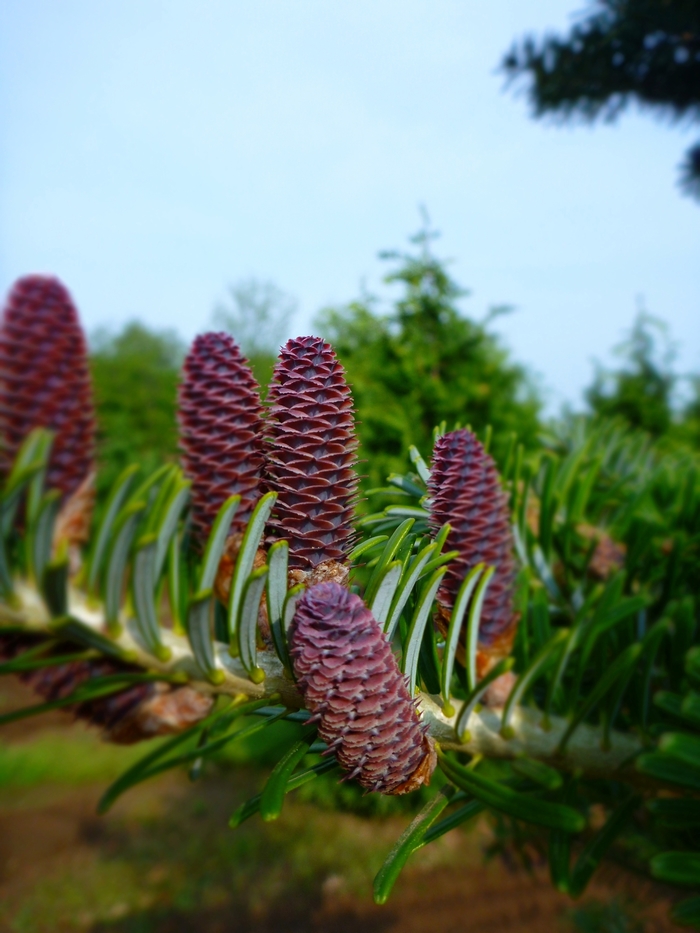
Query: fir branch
1 579 644 783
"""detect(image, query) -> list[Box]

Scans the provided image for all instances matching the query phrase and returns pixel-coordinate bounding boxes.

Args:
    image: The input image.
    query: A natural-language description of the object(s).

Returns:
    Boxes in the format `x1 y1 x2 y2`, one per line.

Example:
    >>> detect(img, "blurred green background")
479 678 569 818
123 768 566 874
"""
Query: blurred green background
0 675 677 933
2 0 699 927
2 223 695 932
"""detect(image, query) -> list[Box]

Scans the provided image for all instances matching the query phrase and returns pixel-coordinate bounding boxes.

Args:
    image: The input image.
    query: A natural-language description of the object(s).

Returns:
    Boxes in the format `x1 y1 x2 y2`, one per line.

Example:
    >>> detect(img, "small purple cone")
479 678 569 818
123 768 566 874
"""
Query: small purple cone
0 632 213 743
289 582 435 794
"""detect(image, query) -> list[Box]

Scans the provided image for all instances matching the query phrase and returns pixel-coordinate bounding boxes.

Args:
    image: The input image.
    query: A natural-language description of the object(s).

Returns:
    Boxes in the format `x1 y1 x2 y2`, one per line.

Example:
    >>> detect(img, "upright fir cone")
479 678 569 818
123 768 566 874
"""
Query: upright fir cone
428 428 518 677
178 332 265 548
0 276 96 543
264 336 358 580
0 632 213 744
289 582 435 794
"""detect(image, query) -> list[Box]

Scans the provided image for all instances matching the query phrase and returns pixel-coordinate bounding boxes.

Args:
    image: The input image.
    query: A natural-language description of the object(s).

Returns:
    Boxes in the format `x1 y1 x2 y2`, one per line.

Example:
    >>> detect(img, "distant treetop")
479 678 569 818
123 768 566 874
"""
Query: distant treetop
316 221 542 490
502 0 700 199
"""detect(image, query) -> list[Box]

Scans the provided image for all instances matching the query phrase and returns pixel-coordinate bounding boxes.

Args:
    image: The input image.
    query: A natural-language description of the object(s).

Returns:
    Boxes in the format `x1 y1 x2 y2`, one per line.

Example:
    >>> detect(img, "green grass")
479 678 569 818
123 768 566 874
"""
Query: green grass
0 701 308 793
0 712 471 932
0 731 163 789
0 768 444 932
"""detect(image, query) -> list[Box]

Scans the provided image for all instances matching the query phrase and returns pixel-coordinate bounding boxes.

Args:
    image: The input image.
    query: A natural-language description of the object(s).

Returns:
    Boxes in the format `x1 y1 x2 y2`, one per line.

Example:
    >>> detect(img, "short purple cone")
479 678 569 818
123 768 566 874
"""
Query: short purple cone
289 582 435 794
0 632 213 743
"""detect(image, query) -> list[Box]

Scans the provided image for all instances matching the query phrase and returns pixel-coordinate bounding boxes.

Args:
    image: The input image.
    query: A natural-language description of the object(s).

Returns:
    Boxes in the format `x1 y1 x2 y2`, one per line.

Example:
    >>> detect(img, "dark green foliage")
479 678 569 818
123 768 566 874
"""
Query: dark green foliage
293 755 438 818
678 376 700 448
569 898 643 933
316 224 541 489
365 412 700 908
90 323 184 494
438 751 584 833
373 784 456 903
681 142 700 199
502 0 700 198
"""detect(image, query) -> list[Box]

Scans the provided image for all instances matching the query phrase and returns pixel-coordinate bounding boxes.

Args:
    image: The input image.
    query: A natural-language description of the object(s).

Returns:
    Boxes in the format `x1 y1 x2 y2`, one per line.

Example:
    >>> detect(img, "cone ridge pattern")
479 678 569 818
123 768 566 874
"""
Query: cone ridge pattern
179 332 265 544
0 275 95 497
264 336 358 569
289 582 431 793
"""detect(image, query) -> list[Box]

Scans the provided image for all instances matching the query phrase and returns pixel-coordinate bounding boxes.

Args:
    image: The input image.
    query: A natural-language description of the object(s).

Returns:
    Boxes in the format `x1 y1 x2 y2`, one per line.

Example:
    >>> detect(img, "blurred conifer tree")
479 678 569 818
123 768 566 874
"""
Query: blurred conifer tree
584 310 700 449
680 376 700 446
90 322 183 493
586 312 675 435
213 277 296 391
316 222 542 489
502 0 700 199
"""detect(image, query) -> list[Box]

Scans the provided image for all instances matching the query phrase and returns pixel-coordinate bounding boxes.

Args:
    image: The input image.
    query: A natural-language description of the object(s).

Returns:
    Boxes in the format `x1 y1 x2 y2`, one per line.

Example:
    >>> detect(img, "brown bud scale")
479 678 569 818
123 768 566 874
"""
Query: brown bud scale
264 336 359 570
0 275 95 499
289 582 435 795
178 332 265 546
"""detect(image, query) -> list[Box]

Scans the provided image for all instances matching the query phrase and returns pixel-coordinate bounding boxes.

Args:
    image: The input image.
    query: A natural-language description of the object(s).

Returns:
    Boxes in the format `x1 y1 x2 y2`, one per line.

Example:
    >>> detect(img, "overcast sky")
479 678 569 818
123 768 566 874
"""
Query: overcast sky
1 0 698 413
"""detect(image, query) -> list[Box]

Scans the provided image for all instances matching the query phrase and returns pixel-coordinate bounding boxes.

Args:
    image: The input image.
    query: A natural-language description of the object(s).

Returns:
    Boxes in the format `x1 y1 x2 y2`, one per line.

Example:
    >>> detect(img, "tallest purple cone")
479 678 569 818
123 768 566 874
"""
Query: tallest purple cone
264 336 359 571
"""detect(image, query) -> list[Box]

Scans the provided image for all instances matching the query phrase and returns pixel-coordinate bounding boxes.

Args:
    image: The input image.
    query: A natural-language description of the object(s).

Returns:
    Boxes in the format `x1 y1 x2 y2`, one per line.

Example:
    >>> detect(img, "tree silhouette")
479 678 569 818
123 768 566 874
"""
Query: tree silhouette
502 0 700 199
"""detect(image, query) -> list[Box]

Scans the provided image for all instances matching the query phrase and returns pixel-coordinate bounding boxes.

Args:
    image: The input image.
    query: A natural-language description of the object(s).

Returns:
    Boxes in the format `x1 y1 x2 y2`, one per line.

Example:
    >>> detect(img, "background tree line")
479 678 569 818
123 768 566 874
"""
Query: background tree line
89 222 699 500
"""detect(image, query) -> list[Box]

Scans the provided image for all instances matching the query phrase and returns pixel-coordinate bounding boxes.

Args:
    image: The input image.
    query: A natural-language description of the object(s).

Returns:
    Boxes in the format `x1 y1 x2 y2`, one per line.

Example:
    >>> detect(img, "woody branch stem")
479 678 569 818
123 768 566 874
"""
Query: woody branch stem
2 584 643 782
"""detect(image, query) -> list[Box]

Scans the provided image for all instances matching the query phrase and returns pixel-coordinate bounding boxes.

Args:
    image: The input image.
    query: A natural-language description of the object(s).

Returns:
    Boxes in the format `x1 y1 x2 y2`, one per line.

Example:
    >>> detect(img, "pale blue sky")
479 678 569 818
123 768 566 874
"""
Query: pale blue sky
1 0 698 412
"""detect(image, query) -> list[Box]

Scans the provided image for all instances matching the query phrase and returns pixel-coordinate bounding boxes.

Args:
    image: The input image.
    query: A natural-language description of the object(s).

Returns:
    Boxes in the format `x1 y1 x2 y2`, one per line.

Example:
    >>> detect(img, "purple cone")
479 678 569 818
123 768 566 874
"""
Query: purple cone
289 582 434 794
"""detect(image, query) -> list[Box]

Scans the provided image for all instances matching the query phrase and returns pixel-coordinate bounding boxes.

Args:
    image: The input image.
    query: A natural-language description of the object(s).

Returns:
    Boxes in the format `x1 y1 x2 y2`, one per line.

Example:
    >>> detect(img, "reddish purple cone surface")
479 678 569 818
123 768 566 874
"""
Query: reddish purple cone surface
428 429 517 660
0 631 152 733
178 332 265 545
264 336 358 570
0 632 213 744
0 275 95 498
289 582 435 794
